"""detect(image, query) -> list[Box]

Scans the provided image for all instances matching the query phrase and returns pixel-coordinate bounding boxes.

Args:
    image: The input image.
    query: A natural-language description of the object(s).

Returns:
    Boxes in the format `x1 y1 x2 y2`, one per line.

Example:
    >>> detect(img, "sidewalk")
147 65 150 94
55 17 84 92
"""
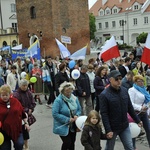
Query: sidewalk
28 96 149 150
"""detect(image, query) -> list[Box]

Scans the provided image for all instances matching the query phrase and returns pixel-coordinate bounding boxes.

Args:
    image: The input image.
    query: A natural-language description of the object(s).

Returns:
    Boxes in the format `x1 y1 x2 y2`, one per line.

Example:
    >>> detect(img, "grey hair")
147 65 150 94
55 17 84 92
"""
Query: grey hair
19 79 29 87
59 81 75 93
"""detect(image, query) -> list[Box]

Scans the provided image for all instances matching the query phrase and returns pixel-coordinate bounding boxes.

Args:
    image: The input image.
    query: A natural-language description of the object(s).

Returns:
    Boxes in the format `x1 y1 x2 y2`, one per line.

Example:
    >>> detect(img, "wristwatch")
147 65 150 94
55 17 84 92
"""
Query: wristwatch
24 122 29 125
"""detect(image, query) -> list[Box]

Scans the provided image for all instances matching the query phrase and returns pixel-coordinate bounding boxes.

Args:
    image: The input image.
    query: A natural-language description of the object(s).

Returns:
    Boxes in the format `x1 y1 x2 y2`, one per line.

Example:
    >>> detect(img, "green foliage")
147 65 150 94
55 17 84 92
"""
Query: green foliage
136 32 148 44
89 13 96 40
105 37 111 41
118 43 133 50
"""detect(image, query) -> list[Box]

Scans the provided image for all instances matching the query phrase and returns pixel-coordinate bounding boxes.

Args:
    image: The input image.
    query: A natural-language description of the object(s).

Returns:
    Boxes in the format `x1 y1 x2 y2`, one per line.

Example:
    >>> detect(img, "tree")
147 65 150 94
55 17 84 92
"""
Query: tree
136 32 148 44
89 13 96 40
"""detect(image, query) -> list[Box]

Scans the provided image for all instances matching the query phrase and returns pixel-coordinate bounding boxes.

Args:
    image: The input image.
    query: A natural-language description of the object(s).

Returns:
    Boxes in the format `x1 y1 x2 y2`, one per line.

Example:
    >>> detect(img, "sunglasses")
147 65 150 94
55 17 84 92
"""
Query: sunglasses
115 76 122 81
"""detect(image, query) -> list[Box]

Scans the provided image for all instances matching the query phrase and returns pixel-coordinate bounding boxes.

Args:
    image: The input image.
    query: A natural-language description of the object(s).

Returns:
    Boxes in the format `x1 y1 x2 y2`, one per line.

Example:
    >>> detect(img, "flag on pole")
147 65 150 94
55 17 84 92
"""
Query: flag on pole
141 33 150 66
25 40 39 57
70 45 87 60
55 38 70 58
99 36 120 62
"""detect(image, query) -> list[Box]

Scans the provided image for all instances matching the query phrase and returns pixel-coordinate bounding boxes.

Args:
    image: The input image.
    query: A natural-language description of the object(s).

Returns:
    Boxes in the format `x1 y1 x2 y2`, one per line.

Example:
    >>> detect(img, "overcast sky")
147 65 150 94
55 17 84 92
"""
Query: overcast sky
88 0 97 9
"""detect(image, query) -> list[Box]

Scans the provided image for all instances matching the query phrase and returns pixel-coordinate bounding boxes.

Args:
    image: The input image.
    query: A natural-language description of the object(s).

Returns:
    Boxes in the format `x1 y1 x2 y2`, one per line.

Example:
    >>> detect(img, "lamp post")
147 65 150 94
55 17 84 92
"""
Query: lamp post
119 20 126 44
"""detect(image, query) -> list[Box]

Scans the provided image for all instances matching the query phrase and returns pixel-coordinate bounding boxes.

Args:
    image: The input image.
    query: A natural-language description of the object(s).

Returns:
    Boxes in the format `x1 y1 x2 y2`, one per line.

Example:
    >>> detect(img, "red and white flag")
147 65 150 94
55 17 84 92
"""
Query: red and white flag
141 33 150 65
99 36 120 62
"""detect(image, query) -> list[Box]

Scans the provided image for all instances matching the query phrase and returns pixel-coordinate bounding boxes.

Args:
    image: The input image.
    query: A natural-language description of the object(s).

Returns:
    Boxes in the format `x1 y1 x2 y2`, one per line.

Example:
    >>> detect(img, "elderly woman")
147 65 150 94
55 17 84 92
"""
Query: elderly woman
0 84 30 150
52 81 81 150
13 79 36 150
128 75 150 149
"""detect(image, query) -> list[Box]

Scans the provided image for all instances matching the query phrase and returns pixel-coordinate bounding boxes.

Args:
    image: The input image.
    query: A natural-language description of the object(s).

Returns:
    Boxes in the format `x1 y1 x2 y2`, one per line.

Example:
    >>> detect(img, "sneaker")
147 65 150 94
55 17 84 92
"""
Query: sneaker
46 104 52 108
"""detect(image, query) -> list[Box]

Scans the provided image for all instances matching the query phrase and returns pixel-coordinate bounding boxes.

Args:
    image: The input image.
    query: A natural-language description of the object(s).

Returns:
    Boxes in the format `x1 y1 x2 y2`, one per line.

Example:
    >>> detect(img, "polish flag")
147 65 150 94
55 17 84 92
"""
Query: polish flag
141 33 150 66
99 36 120 62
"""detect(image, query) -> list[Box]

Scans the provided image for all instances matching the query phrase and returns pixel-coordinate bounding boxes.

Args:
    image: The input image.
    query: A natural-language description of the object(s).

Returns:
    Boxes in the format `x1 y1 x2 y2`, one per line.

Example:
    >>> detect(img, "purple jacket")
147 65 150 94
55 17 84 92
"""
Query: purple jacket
13 88 36 113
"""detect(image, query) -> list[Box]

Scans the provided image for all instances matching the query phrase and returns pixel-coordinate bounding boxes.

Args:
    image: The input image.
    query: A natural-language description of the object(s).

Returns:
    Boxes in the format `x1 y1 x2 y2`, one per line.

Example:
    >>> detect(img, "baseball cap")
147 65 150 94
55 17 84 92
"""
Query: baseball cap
108 70 121 78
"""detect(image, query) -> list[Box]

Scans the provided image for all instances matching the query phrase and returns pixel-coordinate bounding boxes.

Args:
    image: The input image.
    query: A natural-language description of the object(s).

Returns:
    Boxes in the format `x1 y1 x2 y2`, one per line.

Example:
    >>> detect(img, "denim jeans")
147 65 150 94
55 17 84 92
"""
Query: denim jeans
0 133 24 150
138 113 150 147
105 127 134 150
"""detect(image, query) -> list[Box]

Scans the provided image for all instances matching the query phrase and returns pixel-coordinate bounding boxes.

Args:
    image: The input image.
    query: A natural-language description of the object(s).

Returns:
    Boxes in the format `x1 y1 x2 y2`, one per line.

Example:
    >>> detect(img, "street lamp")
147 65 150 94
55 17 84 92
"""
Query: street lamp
119 20 126 44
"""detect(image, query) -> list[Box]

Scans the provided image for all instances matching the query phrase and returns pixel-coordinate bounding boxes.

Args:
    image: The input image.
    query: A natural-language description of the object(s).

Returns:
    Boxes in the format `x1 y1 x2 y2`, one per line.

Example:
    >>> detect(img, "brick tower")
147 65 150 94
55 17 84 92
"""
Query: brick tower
16 0 90 58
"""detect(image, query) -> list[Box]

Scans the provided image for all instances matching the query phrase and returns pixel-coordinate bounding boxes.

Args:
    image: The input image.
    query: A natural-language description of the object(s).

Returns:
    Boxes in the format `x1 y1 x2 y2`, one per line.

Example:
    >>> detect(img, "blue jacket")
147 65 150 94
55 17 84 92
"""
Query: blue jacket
52 94 81 136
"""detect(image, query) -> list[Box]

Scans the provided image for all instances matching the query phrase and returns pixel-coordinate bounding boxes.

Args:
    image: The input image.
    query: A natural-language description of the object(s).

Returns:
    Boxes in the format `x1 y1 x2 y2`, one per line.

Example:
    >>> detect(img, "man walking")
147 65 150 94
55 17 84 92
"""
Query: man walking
99 70 142 150
76 65 93 115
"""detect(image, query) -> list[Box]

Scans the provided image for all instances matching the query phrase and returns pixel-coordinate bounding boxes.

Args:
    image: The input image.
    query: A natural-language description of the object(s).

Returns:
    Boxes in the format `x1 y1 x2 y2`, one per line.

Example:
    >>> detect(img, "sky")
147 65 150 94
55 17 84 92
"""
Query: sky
88 0 97 9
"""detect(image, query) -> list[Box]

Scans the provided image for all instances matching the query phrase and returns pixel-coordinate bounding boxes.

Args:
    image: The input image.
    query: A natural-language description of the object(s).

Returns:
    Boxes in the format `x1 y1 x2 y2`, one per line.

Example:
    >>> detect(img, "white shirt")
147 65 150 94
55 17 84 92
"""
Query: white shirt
128 87 145 111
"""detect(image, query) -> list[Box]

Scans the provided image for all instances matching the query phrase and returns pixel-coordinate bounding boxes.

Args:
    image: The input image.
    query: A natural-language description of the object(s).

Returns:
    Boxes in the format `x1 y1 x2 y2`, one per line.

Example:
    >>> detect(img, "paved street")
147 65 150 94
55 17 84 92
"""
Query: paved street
28 95 149 150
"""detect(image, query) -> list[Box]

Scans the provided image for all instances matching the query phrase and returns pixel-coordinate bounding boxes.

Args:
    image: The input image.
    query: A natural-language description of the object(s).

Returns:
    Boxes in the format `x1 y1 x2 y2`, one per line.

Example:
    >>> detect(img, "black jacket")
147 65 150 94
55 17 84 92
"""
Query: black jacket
81 124 107 150
76 72 91 97
94 76 109 96
118 65 127 78
99 85 140 133
55 71 69 96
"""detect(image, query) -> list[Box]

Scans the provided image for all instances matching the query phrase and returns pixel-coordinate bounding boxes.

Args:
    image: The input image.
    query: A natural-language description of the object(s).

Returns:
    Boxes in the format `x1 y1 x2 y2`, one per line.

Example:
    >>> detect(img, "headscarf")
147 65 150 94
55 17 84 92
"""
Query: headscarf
62 94 77 111
133 83 150 104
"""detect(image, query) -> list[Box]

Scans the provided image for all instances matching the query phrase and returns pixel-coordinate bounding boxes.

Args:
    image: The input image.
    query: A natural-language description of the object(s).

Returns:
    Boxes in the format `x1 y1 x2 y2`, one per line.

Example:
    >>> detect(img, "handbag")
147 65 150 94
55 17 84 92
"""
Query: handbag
64 101 80 132
28 114 36 126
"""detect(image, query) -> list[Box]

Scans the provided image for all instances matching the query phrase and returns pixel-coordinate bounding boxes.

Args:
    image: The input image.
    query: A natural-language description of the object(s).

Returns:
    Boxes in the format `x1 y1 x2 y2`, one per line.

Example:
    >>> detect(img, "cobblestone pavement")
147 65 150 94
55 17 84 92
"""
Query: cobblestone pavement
28 95 149 150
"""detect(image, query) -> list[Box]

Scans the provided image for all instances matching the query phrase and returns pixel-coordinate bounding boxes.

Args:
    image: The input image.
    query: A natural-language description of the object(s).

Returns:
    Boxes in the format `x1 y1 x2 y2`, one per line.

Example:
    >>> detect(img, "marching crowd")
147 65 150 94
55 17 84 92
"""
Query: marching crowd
0 45 150 150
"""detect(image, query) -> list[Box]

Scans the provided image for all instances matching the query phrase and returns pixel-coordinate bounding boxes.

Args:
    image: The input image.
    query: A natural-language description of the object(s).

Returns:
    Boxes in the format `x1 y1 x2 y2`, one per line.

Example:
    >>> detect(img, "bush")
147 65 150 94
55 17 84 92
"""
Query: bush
118 43 133 50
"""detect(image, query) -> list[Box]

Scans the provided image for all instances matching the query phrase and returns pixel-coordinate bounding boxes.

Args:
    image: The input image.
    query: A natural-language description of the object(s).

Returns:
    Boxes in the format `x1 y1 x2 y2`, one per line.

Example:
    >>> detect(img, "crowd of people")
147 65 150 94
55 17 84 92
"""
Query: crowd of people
0 43 150 150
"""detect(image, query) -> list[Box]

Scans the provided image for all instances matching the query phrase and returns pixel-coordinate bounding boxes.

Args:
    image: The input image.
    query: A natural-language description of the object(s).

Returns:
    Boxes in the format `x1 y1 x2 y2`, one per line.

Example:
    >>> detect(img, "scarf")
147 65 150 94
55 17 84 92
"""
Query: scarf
62 94 77 111
133 83 150 104
0 97 25 142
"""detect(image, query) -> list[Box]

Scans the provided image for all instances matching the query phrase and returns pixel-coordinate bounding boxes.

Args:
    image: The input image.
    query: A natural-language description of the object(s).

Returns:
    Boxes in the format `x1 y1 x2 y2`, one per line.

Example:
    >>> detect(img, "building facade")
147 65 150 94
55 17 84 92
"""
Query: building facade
90 0 150 47
0 0 18 48
16 0 90 58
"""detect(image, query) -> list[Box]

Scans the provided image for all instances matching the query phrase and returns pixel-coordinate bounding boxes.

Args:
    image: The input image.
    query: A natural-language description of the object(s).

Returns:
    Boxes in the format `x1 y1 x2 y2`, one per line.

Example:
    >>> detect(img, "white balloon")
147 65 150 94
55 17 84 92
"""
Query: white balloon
71 69 80 80
0 55 2 61
75 116 87 131
21 72 27 79
129 122 141 138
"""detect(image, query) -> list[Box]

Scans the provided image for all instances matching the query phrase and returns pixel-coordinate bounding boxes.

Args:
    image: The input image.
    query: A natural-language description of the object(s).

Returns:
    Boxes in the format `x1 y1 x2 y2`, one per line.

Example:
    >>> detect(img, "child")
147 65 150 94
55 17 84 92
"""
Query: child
81 110 107 150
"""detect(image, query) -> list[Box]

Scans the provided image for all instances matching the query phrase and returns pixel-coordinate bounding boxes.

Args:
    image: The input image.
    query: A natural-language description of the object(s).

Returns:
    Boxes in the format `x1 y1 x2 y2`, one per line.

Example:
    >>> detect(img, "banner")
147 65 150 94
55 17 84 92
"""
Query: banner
11 48 41 60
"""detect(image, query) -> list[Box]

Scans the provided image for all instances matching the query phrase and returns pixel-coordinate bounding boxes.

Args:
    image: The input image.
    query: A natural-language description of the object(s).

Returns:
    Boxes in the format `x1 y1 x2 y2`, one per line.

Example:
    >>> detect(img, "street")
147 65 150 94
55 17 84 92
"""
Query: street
28 95 149 150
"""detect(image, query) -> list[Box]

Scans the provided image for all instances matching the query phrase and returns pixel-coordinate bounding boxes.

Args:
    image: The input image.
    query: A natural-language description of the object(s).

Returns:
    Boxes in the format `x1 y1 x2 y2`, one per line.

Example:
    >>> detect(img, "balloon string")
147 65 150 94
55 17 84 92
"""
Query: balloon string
56 122 69 129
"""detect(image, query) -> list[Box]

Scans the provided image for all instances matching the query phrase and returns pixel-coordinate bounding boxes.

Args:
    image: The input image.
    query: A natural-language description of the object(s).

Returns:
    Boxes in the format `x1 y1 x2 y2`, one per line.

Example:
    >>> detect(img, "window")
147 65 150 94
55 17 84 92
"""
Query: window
106 10 110 15
133 18 137 25
30 6 36 19
12 23 17 32
12 40 17 47
105 22 109 28
144 17 148 24
113 9 117 14
3 41 7 47
134 5 138 10
11 3 16 12
112 21 116 28
99 37 102 44
100 11 104 16
99 23 102 29
120 36 123 41
119 20 126 26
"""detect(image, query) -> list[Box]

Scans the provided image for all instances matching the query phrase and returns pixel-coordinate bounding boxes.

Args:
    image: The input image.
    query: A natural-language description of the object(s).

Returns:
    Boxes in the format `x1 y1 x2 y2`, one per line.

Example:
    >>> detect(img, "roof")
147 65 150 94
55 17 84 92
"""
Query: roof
89 0 148 16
